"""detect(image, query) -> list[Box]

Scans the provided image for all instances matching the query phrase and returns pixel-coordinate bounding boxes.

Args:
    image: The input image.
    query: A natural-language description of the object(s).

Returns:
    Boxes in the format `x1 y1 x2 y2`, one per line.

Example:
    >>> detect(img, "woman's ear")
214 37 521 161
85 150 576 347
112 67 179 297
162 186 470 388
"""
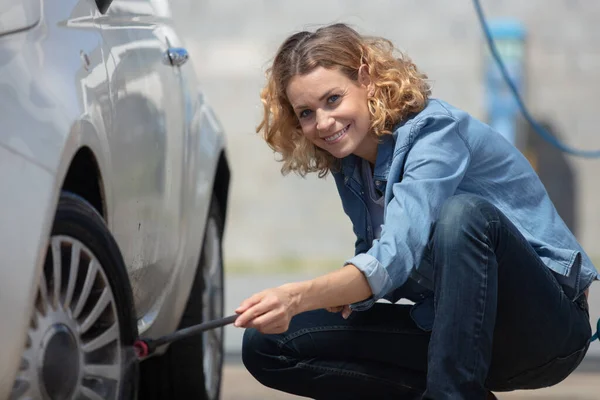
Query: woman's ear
358 64 373 95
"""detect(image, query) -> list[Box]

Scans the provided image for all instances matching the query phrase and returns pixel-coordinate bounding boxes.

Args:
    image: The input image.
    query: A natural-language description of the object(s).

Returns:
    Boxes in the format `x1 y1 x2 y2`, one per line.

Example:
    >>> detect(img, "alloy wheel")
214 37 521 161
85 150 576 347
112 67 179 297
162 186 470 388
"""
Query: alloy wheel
11 236 123 399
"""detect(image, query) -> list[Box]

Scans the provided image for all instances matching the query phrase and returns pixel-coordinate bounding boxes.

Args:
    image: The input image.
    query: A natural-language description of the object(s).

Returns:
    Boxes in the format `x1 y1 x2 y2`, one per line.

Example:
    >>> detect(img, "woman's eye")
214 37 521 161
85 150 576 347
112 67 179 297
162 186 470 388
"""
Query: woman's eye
327 95 340 104
299 109 312 119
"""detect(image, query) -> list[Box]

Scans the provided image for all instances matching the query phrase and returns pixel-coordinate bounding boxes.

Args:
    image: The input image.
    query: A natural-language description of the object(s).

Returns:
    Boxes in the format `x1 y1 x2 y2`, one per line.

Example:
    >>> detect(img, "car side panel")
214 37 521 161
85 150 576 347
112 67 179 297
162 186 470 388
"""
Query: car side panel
138 88 229 343
95 0 188 325
121 4 230 340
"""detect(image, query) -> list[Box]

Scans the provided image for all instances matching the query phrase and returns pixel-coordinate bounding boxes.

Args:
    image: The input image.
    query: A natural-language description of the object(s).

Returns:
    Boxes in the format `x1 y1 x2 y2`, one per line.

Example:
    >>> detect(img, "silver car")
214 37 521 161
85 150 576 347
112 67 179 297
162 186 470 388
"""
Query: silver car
0 0 231 398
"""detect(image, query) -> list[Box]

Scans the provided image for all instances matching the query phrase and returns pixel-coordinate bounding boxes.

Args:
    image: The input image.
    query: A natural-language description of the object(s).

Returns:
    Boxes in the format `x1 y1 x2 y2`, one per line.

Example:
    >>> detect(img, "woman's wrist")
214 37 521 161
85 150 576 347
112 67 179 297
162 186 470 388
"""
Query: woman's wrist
278 266 372 316
279 281 312 315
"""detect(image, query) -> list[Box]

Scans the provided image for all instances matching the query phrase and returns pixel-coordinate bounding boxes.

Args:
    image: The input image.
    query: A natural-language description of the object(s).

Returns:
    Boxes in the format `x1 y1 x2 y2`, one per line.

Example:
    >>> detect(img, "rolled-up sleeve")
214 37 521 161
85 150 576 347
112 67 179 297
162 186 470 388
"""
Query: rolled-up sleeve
347 115 471 310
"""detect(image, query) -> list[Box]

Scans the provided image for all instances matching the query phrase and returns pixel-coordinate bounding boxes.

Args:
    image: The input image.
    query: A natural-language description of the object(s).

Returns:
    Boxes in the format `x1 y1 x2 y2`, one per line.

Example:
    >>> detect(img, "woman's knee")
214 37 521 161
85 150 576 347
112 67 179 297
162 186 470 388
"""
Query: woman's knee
438 194 492 225
241 328 284 385
435 195 497 240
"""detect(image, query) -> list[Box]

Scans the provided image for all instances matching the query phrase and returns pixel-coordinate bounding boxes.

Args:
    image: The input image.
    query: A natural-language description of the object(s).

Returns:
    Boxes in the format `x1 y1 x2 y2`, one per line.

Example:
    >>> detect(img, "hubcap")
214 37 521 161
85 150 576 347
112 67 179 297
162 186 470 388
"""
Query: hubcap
201 217 224 399
11 236 122 399
40 324 79 399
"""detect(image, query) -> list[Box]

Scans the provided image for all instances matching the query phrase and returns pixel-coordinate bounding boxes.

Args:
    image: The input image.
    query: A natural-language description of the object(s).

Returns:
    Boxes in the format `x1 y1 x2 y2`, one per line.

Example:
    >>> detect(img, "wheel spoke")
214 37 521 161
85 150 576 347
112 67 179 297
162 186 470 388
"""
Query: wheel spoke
210 331 220 368
9 377 29 398
202 258 211 290
20 357 29 371
83 323 119 353
80 386 105 400
208 245 221 282
51 238 62 308
80 288 111 334
84 363 120 381
209 328 222 350
203 324 223 398
64 242 82 310
73 260 98 319
202 222 223 325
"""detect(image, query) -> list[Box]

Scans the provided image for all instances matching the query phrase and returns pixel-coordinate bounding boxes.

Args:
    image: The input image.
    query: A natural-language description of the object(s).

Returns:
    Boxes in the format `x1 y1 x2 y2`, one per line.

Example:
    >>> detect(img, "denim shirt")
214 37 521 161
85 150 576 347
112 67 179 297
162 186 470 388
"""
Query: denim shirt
333 99 599 331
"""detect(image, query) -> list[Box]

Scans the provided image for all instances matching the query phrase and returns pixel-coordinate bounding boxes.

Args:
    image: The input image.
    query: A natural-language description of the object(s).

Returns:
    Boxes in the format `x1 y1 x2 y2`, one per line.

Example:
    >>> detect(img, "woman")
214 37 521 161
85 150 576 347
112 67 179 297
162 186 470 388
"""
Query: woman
234 23 597 399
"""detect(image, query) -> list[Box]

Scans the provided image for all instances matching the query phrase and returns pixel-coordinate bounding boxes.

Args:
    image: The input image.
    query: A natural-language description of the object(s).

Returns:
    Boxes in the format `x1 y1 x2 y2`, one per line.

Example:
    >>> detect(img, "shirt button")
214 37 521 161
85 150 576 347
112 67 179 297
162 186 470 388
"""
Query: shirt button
375 180 382 186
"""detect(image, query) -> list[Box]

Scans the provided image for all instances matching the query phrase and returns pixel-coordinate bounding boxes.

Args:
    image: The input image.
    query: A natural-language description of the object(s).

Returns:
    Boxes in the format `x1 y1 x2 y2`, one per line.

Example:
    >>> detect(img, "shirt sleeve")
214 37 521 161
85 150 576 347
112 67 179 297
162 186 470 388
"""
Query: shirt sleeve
346 114 472 310
354 236 369 256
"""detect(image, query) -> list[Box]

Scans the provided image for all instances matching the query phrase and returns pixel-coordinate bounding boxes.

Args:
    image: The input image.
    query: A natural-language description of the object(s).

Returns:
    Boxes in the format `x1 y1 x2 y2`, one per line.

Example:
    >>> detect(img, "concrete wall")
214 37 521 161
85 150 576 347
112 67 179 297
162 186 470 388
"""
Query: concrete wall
170 0 600 268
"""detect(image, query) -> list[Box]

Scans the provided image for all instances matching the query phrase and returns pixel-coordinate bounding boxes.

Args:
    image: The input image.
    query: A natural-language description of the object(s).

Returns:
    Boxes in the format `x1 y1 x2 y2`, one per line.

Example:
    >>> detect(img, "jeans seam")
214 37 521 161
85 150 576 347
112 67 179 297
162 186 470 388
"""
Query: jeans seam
295 361 422 393
466 218 494 383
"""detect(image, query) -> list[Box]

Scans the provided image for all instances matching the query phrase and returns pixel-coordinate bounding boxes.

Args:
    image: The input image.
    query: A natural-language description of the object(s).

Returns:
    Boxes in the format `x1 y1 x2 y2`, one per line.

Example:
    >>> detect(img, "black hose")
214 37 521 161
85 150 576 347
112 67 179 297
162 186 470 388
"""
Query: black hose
135 314 238 359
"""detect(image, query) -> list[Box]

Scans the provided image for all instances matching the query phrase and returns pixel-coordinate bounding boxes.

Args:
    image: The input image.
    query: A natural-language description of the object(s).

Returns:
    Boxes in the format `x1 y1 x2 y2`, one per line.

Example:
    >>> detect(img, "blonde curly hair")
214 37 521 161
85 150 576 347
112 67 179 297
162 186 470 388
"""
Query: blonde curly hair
257 23 431 177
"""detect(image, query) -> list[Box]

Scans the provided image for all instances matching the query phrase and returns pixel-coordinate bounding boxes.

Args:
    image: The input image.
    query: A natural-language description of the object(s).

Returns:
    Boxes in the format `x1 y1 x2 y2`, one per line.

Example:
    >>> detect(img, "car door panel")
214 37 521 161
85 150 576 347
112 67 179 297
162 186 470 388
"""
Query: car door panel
95 0 186 321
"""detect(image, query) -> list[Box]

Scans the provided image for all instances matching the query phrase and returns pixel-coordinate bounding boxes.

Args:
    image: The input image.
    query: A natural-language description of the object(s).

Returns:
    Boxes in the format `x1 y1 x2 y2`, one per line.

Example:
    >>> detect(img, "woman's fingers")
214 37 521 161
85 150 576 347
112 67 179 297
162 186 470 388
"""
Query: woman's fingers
248 306 290 329
235 297 270 327
235 290 285 327
235 286 297 330
235 302 268 327
341 305 353 319
325 305 352 318
247 309 290 334
235 292 263 314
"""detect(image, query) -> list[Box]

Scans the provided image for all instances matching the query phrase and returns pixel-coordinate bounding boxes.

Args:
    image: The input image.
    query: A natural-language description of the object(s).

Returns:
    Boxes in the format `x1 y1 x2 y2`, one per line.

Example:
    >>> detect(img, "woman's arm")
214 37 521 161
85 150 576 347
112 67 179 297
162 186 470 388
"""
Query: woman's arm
234 264 371 333
286 264 372 313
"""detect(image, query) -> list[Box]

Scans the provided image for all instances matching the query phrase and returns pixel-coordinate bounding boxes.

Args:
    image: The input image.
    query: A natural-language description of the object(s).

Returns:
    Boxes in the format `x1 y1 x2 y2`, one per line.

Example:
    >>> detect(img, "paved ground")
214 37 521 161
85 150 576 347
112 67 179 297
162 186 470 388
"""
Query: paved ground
221 359 598 400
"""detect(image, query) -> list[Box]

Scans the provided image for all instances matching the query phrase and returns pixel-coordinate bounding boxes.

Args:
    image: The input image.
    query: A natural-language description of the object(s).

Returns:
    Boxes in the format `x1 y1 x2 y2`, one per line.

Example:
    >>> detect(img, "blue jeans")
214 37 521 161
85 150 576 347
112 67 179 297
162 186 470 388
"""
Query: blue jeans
242 195 592 399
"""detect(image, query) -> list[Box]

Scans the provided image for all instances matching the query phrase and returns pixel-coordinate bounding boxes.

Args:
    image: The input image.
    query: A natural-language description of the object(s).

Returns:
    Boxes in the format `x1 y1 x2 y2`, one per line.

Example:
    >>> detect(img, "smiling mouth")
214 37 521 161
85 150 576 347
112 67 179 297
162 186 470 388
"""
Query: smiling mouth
323 124 351 144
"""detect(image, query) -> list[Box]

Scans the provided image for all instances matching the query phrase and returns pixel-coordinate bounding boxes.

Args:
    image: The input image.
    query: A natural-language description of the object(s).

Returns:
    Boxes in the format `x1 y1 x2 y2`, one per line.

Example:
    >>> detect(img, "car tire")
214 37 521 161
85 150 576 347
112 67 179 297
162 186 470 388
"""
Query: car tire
11 191 138 399
139 195 225 400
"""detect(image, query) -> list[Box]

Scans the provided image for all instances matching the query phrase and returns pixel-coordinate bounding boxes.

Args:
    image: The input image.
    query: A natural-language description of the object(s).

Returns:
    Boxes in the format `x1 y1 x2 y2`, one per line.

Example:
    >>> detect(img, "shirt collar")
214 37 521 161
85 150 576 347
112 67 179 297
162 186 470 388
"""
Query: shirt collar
340 134 396 183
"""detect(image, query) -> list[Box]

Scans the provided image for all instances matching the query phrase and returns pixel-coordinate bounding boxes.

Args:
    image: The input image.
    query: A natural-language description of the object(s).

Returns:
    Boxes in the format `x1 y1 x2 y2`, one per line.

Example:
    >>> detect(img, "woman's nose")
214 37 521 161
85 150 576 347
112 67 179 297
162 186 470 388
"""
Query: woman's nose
316 110 334 132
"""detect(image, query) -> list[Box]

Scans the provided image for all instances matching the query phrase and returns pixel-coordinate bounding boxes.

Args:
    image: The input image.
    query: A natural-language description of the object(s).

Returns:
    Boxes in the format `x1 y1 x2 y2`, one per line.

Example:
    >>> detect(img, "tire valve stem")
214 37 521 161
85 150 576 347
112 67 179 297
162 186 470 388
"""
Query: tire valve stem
134 314 238 360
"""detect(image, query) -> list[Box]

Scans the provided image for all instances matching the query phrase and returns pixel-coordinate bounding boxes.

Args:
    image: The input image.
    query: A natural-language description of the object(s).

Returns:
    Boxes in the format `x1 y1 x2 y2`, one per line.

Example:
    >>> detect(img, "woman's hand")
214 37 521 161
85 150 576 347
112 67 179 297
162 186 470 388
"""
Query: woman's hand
234 265 371 334
234 286 299 334
325 305 353 319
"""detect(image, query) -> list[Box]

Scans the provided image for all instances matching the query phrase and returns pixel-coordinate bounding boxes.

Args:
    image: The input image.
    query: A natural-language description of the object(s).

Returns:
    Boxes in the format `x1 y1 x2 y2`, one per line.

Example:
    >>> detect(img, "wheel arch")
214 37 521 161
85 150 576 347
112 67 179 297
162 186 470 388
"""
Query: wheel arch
61 146 106 219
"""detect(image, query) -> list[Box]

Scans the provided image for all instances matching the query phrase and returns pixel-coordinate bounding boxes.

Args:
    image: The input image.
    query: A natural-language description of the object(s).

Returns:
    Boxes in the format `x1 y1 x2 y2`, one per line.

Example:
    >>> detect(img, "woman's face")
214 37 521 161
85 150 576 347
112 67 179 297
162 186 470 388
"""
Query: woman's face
286 66 377 163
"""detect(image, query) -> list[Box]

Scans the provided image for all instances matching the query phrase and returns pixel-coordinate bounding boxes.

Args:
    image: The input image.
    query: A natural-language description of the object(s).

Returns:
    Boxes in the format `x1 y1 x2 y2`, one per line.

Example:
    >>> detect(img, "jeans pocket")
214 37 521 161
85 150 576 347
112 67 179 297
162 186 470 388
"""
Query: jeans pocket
502 344 589 390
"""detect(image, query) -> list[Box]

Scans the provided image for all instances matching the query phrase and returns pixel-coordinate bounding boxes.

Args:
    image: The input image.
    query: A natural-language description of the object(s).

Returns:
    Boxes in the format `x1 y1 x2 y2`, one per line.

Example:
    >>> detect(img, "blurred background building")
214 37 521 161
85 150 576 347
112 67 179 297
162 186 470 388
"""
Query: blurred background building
168 0 600 273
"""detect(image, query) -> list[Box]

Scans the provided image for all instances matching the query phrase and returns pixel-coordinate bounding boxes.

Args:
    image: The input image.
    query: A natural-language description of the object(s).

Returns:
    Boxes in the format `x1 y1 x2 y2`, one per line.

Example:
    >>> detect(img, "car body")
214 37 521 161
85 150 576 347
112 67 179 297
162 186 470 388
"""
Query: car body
0 0 230 398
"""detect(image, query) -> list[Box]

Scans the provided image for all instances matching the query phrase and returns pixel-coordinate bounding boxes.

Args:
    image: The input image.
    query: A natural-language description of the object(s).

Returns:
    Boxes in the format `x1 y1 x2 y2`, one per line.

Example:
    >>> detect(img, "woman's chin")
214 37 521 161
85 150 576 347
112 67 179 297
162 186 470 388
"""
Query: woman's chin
323 143 354 160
